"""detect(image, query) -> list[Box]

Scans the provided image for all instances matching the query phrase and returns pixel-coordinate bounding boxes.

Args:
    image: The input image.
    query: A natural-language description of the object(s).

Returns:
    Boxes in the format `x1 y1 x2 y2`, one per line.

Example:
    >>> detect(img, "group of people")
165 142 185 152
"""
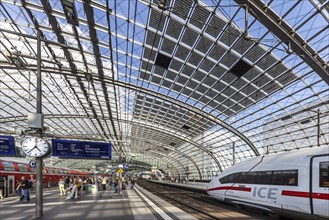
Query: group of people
58 176 96 200
58 176 83 200
16 176 33 202
109 176 136 193
15 175 137 202
93 175 136 194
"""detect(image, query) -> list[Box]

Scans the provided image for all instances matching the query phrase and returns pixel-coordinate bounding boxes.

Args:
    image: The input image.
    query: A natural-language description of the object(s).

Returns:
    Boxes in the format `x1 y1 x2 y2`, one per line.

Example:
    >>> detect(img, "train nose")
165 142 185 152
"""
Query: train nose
206 180 212 190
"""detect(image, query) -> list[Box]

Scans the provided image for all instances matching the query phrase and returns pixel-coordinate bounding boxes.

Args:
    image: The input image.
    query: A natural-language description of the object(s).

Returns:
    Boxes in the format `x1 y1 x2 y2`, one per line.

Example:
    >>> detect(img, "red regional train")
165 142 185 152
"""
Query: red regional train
0 158 90 198
207 146 329 219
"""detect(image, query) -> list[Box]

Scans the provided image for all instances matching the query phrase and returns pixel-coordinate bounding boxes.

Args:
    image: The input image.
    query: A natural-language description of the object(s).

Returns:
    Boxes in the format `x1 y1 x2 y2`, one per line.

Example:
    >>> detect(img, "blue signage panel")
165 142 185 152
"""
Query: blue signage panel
29 160 36 168
52 139 111 159
0 136 16 156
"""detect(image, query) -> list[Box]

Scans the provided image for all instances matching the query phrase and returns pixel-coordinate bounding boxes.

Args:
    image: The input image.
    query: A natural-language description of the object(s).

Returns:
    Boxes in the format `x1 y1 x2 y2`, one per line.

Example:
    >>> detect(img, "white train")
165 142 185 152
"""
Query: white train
206 146 329 219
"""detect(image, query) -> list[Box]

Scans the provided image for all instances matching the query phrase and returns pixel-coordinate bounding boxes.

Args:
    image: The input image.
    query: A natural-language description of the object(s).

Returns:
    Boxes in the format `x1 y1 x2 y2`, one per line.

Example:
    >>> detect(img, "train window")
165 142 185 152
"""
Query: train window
249 171 266 184
235 171 266 184
2 162 16 171
265 171 273 184
319 161 329 187
268 170 298 186
237 173 246 184
219 175 228 183
219 172 245 184
17 163 28 172
219 173 233 184
232 172 243 183
220 170 297 185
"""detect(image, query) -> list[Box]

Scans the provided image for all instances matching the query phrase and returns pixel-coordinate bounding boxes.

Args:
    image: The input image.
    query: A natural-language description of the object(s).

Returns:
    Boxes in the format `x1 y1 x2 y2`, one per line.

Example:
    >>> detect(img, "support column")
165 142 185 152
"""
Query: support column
119 155 122 194
35 29 43 217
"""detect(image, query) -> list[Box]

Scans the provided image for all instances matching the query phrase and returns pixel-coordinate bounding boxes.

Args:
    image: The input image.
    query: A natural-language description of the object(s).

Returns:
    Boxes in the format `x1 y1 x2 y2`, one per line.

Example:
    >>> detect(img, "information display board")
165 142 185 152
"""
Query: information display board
0 136 16 156
52 139 111 159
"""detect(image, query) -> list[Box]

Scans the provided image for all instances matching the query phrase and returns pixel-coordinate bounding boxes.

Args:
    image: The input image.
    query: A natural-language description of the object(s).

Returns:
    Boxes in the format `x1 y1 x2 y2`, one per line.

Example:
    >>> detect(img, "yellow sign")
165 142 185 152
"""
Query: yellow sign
117 168 124 173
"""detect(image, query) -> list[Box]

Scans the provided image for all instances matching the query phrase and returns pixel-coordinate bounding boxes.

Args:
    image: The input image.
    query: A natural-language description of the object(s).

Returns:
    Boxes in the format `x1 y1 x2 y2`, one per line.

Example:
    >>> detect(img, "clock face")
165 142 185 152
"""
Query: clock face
21 137 49 157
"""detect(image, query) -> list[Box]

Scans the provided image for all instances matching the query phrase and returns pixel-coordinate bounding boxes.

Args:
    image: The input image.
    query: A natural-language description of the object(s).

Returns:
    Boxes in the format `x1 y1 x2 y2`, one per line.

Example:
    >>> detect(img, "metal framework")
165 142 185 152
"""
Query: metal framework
1 0 328 179
236 0 329 85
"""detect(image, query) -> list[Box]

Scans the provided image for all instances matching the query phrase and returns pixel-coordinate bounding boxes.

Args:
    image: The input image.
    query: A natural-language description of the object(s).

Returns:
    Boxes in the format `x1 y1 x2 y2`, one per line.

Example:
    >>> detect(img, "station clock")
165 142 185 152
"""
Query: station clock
21 137 49 157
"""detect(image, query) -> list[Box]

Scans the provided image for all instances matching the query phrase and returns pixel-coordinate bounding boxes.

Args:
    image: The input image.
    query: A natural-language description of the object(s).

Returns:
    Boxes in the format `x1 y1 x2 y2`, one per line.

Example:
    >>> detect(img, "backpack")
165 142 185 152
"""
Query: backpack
64 178 70 186
27 181 33 189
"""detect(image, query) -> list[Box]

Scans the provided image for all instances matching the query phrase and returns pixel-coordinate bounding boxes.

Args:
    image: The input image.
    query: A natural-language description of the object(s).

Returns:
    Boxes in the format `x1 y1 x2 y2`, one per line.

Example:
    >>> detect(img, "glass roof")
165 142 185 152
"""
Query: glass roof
0 0 328 179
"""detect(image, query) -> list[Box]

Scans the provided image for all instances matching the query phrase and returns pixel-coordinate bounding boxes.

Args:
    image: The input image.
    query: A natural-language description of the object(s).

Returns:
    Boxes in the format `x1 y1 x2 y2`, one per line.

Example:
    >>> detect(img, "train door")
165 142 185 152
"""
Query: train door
7 175 15 196
311 156 329 218
0 176 7 198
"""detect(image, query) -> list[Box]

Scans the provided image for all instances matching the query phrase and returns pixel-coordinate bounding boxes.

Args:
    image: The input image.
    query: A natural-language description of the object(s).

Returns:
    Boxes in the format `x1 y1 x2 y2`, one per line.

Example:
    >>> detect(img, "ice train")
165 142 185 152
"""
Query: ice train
206 146 329 219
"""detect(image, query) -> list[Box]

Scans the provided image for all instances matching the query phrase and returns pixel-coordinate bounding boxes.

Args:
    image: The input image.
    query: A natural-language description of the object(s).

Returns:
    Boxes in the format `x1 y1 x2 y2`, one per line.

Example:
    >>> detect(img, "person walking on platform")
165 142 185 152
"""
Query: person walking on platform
16 180 23 200
66 180 79 200
101 176 108 190
58 178 66 195
77 177 83 195
114 178 119 194
64 176 70 188
130 179 135 190
20 176 30 202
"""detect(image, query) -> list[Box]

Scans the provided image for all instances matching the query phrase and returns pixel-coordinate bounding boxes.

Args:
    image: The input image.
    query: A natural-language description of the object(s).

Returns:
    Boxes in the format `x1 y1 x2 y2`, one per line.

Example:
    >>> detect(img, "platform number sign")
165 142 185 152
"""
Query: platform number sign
29 160 36 168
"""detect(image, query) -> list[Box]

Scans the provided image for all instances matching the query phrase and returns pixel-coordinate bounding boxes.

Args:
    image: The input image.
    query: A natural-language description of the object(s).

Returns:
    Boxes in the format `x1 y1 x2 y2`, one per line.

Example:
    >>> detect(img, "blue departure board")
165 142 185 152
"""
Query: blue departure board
0 136 16 156
52 139 111 159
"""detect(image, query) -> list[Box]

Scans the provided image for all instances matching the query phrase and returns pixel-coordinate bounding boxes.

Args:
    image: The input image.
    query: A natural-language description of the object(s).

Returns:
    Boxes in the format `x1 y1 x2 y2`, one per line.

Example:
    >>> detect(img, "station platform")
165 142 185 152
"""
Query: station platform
149 180 208 191
0 184 197 220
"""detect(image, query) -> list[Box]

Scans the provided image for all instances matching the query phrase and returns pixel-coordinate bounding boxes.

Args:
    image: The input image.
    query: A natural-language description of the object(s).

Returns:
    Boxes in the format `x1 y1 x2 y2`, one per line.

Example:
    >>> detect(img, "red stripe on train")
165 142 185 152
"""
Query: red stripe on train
207 187 329 200
282 190 329 200
207 186 251 192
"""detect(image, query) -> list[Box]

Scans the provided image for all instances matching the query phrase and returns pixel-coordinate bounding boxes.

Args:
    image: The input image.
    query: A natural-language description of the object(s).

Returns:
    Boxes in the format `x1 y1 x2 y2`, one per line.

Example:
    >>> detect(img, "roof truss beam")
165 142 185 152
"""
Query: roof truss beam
128 136 202 179
0 63 259 161
83 0 121 143
236 0 329 85
0 113 222 172
38 0 110 142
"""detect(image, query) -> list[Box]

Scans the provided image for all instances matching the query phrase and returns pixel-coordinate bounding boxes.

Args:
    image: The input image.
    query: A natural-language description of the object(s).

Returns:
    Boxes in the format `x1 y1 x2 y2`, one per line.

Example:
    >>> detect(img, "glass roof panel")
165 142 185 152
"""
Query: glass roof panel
0 0 328 178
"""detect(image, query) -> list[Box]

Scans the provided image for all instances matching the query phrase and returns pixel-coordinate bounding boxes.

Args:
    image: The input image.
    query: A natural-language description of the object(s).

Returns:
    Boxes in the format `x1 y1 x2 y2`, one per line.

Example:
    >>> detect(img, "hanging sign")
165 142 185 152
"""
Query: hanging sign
0 136 16 156
117 168 124 173
52 139 111 159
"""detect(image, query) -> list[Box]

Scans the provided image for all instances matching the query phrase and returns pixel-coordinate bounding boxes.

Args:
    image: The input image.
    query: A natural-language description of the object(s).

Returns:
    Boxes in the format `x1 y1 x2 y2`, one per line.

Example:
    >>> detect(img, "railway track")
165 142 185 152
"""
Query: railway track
137 180 282 220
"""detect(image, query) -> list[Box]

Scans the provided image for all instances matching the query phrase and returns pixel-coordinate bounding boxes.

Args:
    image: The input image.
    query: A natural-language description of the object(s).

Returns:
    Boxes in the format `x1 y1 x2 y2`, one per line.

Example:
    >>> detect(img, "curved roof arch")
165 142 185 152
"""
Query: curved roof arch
0 0 328 178
128 136 203 179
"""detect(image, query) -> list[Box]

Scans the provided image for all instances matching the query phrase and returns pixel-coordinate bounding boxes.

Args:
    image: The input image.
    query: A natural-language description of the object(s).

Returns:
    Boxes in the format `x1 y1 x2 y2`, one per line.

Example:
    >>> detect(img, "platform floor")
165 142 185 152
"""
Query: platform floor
151 180 208 190
0 185 197 220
